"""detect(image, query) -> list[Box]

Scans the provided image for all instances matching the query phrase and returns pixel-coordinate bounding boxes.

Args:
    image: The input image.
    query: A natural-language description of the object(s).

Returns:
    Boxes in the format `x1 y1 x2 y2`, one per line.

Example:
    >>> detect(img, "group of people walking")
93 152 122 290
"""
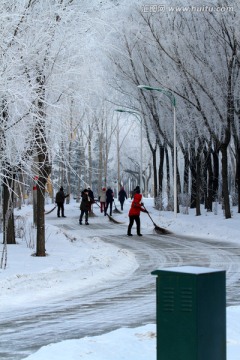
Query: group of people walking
99 186 128 214
55 184 147 235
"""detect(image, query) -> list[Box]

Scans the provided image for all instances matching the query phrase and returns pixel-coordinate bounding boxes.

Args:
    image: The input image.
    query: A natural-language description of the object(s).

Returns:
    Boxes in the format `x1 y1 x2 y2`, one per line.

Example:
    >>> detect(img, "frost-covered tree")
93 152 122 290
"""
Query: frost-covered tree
0 0 100 252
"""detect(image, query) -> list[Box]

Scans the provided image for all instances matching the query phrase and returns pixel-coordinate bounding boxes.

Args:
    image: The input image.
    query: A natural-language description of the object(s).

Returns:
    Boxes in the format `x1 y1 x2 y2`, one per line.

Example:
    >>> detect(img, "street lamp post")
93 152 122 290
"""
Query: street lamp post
115 109 143 194
137 85 177 216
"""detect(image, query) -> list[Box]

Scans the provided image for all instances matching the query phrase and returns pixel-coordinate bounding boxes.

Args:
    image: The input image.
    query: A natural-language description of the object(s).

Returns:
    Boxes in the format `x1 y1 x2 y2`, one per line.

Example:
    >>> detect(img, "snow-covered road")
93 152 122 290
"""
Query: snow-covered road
1 220 240 360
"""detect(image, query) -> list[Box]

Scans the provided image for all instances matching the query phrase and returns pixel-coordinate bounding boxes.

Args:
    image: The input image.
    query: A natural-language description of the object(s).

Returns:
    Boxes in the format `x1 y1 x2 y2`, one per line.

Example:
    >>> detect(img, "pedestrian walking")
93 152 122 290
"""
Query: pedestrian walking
55 186 68 217
127 187 148 236
118 187 127 211
105 186 114 216
79 189 93 225
99 187 106 213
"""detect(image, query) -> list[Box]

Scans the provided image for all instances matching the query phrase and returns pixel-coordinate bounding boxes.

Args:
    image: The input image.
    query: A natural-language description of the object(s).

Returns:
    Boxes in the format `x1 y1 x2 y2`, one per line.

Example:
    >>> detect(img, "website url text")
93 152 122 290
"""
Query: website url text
141 5 234 13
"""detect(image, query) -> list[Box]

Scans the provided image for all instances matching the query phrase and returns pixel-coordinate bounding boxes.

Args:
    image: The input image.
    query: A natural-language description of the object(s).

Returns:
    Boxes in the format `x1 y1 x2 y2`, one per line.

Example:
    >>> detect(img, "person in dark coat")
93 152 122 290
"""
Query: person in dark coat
87 187 94 200
79 189 93 225
87 186 94 213
105 186 114 216
127 189 148 236
118 187 127 210
55 186 68 217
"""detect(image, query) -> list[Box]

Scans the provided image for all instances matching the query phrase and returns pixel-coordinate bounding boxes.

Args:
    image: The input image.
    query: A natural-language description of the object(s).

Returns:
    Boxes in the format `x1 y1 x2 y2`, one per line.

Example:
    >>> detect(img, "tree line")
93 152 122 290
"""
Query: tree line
106 0 240 219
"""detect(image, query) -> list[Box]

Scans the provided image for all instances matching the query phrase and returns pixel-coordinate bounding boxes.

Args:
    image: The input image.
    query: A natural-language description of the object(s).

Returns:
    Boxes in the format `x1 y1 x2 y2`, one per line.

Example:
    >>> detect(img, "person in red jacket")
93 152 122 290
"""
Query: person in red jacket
127 190 148 236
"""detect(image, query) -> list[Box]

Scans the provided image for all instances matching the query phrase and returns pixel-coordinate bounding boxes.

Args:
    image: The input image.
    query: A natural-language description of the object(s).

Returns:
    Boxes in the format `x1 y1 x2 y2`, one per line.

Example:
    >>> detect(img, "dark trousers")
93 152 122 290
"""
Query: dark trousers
79 210 88 223
57 202 64 217
105 201 113 216
128 215 141 235
120 201 124 210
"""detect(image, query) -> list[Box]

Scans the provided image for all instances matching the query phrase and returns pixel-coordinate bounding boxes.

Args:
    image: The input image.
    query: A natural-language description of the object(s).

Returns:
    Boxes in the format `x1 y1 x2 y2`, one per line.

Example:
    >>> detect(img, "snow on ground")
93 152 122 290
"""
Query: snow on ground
1 197 240 359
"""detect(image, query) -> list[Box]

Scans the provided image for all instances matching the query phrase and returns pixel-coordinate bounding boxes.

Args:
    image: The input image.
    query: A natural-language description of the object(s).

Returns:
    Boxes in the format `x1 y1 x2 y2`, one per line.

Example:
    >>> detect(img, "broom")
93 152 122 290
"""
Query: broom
143 205 171 235
94 201 123 224
45 192 69 215
45 205 57 215
113 199 122 213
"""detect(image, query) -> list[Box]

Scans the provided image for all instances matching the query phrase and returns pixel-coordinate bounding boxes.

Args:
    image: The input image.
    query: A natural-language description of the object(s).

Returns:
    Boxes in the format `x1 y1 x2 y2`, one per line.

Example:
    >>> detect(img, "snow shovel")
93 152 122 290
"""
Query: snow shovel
94 201 123 224
113 200 122 214
143 205 171 235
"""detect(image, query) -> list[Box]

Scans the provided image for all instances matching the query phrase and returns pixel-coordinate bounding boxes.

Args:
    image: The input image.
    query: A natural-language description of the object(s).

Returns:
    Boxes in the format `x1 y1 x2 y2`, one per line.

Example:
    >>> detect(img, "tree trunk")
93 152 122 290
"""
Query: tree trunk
183 149 190 195
221 145 231 219
203 145 213 212
35 73 51 256
220 49 235 219
190 143 197 209
17 171 24 210
212 149 219 201
206 151 214 212
165 146 170 207
158 144 164 195
66 140 71 205
195 153 201 216
152 148 158 200
176 153 181 213
146 163 152 196
98 132 104 192
36 175 46 256
88 124 93 188
2 174 15 244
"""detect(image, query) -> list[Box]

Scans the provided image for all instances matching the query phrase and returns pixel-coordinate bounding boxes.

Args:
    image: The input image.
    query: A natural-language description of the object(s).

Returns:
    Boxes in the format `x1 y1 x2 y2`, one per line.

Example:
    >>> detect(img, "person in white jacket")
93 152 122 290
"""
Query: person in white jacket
99 187 106 213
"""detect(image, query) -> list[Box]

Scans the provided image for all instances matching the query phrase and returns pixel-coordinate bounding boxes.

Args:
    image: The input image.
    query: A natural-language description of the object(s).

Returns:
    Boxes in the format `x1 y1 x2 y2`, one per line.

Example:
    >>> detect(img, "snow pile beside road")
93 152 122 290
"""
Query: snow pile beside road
0 220 138 310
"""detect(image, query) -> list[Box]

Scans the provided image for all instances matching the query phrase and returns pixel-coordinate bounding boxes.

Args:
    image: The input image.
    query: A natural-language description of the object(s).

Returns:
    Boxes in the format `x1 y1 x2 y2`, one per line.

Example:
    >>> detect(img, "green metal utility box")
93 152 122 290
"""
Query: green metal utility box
151 266 226 360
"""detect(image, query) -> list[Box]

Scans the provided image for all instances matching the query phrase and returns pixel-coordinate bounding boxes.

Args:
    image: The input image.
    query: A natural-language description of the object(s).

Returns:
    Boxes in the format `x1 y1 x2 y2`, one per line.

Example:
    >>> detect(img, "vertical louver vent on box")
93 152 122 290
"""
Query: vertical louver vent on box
180 288 193 312
162 288 174 312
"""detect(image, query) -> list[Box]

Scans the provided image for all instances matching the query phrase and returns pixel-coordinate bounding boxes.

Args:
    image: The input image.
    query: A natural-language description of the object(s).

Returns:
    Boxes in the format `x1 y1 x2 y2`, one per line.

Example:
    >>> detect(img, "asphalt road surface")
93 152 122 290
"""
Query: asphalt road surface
1 222 240 360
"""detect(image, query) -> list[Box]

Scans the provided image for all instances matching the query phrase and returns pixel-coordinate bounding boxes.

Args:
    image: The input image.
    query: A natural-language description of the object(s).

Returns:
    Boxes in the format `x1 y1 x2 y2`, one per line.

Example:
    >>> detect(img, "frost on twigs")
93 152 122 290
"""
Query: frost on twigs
15 216 36 249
